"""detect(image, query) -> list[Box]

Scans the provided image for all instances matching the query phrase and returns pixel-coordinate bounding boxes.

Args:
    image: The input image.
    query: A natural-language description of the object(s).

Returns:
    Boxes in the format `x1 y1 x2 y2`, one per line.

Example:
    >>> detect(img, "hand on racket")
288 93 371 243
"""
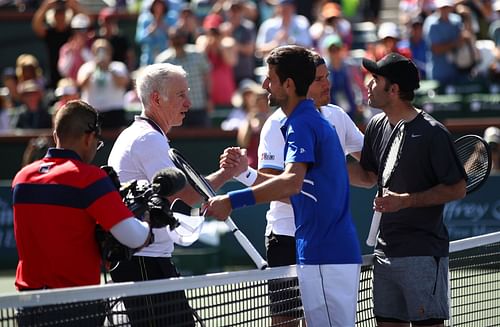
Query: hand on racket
204 195 233 221
366 120 406 247
168 148 268 269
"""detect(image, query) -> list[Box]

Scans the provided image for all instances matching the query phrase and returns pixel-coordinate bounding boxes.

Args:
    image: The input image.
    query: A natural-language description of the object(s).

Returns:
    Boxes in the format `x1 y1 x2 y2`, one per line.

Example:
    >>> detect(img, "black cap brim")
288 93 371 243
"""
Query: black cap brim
362 58 379 75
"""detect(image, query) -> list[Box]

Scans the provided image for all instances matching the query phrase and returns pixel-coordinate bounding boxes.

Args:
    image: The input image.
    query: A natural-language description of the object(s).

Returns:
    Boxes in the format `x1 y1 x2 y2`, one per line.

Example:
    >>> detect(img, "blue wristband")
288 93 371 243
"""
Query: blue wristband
228 188 256 209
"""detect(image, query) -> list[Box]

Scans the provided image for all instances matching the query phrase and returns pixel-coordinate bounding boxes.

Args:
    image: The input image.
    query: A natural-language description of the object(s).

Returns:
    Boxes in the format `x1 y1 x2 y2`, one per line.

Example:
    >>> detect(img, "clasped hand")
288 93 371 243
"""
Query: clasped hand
373 191 411 213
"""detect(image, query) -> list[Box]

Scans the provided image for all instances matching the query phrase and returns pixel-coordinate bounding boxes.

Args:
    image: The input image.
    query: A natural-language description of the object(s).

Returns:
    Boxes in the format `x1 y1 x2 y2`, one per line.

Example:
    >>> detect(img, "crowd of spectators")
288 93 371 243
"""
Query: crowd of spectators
0 0 499 133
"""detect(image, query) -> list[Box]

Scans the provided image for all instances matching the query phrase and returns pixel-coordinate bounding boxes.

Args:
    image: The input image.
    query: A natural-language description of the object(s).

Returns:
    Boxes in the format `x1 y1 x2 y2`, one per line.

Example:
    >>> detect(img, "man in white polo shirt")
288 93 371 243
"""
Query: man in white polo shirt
108 63 238 326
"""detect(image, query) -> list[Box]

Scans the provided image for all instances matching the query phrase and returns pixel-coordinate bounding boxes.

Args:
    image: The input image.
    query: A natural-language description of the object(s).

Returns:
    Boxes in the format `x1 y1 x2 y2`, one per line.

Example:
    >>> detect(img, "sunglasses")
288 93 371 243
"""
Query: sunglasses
85 118 104 151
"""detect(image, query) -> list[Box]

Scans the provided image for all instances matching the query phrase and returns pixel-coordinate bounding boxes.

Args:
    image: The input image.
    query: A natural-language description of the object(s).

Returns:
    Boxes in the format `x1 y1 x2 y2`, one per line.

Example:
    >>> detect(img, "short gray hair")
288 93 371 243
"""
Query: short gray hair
135 63 187 109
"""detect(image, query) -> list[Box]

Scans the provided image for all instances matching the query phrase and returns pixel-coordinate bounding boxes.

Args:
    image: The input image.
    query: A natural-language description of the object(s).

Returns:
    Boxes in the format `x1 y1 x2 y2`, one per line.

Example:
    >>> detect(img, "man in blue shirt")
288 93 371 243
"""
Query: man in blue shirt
423 0 469 85
206 45 362 327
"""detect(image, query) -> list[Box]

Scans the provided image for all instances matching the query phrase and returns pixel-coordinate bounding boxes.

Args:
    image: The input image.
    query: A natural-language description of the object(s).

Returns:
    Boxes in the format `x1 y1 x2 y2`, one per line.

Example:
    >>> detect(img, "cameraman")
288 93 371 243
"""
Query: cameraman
12 100 153 325
108 63 240 326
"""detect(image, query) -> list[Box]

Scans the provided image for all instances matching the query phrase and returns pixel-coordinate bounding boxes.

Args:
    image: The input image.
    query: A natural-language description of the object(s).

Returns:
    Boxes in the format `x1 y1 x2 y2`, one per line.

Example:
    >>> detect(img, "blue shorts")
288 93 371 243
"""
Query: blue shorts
373 256 449 323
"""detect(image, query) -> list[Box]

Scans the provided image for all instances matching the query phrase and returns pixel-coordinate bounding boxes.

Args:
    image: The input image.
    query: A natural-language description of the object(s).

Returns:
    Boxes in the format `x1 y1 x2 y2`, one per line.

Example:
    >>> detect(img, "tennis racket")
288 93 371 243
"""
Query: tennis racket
168 148 268 269
366 120 406 246
454 135 492 194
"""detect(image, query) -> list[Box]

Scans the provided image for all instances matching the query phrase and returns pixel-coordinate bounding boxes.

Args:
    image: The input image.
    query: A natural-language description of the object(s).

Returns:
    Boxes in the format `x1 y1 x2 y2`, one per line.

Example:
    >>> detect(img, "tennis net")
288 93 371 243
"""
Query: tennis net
0 231 499 326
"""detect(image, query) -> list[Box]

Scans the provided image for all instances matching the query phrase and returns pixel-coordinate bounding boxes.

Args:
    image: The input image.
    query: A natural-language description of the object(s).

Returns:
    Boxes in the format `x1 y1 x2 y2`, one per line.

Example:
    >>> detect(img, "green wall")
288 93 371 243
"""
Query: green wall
2 175 499 273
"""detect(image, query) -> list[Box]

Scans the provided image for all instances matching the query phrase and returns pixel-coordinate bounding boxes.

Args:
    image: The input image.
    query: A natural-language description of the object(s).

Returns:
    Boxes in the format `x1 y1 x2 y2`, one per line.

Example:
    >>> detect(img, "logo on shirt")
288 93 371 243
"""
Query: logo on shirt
300 148 306 154
411 133 422 138
261 152 275 161
38 162 55 174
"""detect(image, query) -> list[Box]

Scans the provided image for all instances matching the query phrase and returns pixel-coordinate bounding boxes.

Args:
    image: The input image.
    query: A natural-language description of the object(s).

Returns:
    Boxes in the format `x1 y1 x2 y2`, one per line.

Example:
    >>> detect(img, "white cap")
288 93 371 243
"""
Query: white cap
494 0 500 11
378 22 400 39
54 85 78 97
71 13 90 29
435 0 455 9
484 126 500 144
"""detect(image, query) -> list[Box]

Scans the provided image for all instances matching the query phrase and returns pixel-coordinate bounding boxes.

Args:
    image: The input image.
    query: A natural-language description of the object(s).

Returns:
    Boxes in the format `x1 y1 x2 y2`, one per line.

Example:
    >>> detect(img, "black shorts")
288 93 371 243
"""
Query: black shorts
266 233 303 318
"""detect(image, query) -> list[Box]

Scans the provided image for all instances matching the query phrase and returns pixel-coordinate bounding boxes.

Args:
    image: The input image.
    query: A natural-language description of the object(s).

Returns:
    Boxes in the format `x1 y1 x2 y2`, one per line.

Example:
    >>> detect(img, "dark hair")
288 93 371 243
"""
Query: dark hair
266 45 316 96
22 136 55 167
149 0 168 15
54 100 100 141
382 76 415 102
311 52 326 67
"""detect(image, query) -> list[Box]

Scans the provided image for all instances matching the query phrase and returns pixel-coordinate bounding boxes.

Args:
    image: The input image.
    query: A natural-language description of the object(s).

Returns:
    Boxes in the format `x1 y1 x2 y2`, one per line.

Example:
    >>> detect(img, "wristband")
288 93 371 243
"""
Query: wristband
234 167 257 186
228 188 256 209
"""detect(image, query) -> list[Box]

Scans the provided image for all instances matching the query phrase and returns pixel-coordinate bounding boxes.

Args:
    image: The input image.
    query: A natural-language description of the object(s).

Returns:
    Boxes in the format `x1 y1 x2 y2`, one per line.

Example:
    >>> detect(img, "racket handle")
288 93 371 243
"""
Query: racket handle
366 211 382 247
225 217 268 270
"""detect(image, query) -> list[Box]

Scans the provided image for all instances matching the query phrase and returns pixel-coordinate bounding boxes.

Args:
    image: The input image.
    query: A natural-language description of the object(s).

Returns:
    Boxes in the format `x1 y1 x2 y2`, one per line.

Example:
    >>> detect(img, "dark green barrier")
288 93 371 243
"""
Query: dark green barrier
3 176 499 272
0 181 15 270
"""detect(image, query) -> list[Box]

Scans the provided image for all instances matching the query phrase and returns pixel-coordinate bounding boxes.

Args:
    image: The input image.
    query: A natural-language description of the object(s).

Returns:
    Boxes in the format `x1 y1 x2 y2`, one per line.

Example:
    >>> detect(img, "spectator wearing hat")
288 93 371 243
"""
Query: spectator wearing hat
13 80 52 129
52 77 80 113
322 34 358 120
375 22 412 61
97 7 136 70
256 0 312 58
58 13 93 82
136 0 170 66
221 78 261 131
77 38 129 129
156 26 213 127
220 0 257 85
197 14 237 108
32 0 89 88
423 0 471 85
310 2 352 51
15 54 46 92
484 126 500 173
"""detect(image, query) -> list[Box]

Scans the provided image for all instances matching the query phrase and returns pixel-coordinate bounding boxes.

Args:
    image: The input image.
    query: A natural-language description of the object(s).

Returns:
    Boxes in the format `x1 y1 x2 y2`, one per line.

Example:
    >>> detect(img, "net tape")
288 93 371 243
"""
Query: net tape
1 231 499 326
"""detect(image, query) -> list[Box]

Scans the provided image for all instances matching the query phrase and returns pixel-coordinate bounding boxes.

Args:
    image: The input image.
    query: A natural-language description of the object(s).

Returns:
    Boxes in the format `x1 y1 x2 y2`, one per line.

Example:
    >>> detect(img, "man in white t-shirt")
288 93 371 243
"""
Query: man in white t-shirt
225 53 364 325
107 63 238 326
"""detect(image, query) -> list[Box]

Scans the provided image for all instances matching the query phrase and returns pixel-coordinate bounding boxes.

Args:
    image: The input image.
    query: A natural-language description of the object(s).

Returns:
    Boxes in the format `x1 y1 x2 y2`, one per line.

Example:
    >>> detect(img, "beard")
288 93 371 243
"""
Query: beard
268 94 279 107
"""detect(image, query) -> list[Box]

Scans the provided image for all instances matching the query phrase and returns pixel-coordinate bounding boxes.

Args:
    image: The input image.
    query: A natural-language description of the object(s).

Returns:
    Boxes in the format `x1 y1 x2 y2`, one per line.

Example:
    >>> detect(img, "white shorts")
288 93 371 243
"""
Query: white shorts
297 263 361 327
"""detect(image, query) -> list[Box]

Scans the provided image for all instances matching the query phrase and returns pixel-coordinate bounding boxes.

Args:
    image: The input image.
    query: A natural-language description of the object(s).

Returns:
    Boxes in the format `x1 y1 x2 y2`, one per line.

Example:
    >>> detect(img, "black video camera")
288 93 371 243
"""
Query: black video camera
96 166 187 263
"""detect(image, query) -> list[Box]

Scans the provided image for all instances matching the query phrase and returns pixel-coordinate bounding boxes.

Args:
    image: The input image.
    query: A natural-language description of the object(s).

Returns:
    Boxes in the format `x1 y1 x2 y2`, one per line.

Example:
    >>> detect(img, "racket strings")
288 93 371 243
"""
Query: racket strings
455 138 491 193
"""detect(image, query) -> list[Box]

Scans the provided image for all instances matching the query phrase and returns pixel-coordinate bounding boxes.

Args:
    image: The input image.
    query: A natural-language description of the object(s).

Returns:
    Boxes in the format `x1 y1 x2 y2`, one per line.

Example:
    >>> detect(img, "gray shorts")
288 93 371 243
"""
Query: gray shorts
373 256 449 322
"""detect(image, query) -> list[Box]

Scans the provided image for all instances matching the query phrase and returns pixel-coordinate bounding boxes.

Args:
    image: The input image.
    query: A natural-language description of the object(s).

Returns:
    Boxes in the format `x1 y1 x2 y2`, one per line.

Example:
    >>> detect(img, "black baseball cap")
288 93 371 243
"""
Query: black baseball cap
362 53 420 91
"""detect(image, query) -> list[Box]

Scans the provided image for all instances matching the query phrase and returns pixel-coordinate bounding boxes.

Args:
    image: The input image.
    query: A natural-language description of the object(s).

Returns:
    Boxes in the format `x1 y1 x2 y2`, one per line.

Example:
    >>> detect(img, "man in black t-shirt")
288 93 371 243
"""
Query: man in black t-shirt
349 53 467 327
32 0 89 88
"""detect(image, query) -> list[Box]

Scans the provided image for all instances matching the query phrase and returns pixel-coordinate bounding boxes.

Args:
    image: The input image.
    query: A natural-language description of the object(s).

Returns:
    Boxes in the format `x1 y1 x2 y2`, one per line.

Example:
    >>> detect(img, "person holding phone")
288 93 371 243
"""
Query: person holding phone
77 38 129 128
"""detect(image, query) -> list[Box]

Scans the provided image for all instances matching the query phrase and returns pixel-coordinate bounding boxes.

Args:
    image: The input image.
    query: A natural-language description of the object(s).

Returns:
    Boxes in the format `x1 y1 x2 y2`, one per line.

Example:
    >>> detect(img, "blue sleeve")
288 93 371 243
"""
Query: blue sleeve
135 13 151 44
284 122 315 165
